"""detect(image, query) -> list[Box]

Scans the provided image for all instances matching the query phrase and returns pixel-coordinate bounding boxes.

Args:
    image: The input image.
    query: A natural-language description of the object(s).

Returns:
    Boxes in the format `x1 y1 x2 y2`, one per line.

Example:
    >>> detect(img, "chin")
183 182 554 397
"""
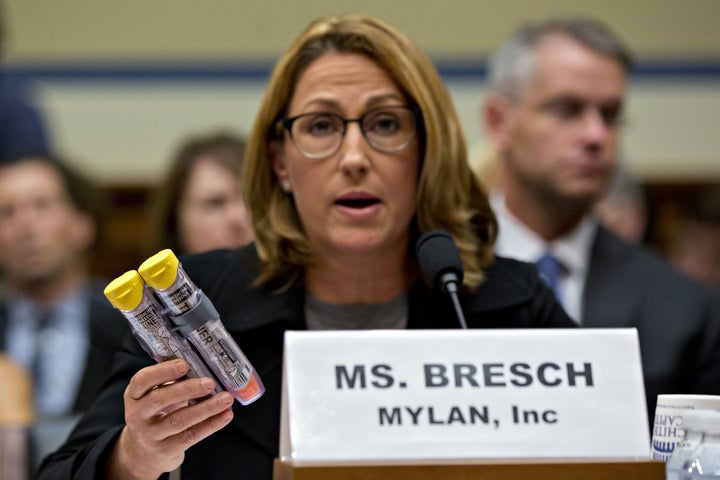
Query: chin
329 230 385 254
564 181 608 201
334 240 381 255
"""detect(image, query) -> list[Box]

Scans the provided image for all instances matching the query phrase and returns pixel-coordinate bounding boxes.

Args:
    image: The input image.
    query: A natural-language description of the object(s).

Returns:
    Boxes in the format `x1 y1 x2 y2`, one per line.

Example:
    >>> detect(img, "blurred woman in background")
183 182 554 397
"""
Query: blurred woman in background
147 131 253 255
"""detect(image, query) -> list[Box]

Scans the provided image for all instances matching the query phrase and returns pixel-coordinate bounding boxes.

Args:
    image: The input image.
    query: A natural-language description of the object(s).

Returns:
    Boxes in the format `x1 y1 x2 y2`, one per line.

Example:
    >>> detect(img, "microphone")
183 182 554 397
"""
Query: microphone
415 230 468 329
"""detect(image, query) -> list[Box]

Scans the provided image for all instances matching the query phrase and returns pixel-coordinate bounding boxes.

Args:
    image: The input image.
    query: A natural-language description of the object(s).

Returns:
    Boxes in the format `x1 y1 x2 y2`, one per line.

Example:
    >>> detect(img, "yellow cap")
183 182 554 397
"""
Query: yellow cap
138 249 179 290
104 270 145 311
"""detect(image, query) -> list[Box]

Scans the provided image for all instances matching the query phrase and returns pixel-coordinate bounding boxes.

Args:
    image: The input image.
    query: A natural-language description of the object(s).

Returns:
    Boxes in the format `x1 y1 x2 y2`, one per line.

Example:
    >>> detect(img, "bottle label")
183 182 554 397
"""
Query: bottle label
192 324 251 389
133 304 161 329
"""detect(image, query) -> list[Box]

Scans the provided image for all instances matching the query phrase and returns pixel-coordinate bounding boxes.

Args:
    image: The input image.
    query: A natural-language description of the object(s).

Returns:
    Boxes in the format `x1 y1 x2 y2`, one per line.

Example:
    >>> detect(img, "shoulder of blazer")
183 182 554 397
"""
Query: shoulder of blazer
588 225 716 308
591 225 706 287
180 245 305 331
463 255 547 311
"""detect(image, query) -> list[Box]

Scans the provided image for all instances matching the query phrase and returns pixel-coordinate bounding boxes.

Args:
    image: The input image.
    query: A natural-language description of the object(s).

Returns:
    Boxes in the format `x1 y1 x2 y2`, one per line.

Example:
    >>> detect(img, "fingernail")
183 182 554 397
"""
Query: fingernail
219 392 234 407
172 359 187 371
222 409 234 423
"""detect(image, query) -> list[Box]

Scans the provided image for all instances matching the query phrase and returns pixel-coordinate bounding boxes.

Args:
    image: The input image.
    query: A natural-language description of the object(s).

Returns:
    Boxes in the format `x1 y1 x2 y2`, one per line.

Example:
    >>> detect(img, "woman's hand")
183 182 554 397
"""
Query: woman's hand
106 359 235 479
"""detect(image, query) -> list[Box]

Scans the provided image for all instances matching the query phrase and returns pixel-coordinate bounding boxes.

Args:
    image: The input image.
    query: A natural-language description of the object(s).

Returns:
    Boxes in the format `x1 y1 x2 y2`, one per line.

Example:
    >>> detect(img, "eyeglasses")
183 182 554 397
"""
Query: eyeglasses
276 105 419 160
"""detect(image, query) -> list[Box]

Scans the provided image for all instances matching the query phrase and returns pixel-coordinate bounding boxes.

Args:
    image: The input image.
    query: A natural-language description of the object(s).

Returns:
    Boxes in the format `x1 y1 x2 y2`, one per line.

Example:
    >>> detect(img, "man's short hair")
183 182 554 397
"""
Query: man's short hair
487 17 633 101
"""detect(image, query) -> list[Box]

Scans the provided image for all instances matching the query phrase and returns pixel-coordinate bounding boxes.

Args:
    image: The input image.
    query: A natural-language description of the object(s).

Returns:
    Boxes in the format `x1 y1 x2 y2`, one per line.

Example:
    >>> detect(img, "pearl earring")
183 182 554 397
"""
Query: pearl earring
281 180 291 192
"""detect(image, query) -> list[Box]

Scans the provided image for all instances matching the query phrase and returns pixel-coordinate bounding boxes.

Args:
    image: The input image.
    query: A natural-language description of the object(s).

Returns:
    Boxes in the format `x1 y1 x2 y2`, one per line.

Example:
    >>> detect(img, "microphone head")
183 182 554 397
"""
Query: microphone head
415 230 464 289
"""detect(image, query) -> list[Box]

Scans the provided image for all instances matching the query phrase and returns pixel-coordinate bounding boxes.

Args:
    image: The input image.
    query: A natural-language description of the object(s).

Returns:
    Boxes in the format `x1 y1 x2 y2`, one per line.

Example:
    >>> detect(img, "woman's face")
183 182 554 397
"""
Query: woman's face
272 53 420 261
178 156 253 254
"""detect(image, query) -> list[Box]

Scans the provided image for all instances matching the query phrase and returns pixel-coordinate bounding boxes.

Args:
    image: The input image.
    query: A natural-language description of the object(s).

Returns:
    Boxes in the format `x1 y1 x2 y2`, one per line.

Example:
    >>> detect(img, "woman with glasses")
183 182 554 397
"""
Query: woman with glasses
37 14 574 480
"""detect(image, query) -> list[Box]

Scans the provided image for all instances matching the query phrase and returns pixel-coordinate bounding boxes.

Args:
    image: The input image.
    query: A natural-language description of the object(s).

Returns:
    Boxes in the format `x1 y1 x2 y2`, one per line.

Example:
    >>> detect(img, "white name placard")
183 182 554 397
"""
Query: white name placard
279 328 649 464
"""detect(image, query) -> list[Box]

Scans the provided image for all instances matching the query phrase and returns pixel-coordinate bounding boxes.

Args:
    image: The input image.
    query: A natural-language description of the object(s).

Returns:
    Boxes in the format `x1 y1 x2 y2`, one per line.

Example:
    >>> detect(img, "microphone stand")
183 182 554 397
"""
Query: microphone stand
439 272 467 329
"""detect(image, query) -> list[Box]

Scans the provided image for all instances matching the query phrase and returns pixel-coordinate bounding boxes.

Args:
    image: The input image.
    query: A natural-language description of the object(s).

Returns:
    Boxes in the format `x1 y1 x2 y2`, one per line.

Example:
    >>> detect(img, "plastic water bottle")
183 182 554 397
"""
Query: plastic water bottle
681 409 720 479
666 410 709 480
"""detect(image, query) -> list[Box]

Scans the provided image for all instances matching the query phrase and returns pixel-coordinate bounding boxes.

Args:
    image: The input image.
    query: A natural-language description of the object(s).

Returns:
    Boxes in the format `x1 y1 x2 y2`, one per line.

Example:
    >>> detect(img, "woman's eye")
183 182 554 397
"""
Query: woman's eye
306 116 340 136
368 115 401 135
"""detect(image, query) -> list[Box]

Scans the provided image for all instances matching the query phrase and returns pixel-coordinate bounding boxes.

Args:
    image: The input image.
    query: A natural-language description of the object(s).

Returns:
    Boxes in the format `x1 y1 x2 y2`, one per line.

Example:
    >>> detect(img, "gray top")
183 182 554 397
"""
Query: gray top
304 293 408 330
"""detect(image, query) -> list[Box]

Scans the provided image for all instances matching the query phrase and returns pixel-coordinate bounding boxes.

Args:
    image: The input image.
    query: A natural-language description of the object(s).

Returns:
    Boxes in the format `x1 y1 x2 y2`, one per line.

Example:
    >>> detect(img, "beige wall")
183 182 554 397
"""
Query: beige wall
4 0 720 184
6 0 720 60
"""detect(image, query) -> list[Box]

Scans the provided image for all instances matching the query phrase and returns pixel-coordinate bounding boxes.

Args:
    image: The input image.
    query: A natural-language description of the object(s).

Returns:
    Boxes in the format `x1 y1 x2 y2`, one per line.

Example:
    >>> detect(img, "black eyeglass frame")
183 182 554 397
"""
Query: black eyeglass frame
275 105 422 160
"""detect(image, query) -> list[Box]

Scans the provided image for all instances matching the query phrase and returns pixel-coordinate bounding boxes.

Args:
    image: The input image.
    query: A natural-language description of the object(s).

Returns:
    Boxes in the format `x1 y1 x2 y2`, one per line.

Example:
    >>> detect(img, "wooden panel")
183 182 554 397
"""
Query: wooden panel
644 179 720 254
273 459 665 480
90 184 153 280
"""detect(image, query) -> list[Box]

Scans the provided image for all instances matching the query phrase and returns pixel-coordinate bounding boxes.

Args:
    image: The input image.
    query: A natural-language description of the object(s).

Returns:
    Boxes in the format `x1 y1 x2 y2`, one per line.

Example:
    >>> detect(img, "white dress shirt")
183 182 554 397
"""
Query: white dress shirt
491 191 597 324
6 288 90 417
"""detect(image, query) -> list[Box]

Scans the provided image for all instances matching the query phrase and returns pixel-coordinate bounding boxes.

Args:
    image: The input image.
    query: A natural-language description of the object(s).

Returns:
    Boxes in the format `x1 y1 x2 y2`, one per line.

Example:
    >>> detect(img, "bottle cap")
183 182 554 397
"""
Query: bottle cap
104 270 145 311
235 370 265 406
686 409 720 434
139 249 179 290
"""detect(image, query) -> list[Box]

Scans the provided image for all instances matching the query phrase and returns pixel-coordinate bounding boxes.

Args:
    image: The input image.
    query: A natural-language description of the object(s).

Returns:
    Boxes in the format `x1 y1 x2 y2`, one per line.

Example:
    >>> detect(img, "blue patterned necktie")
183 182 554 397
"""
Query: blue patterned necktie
31 309 53 388
536 253 566 305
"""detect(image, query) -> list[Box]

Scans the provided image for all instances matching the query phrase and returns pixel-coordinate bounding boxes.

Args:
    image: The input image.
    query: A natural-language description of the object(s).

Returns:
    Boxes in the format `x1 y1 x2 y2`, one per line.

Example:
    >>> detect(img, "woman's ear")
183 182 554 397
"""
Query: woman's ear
269 139 288 184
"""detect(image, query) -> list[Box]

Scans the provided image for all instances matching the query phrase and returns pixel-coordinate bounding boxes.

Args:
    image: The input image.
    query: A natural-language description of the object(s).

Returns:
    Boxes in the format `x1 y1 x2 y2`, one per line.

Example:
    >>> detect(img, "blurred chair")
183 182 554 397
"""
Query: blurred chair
0 354 33 480
668 187 720 292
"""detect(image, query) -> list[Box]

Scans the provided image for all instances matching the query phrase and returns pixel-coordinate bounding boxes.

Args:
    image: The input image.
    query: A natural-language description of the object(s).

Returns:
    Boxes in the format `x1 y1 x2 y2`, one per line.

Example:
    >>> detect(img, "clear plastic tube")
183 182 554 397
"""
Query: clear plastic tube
138 250 265 406
104 270 220 395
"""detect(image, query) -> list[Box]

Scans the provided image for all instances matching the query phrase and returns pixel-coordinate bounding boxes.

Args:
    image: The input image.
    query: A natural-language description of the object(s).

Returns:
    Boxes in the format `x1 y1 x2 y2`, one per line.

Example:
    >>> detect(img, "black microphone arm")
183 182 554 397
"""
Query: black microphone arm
415 230 468 329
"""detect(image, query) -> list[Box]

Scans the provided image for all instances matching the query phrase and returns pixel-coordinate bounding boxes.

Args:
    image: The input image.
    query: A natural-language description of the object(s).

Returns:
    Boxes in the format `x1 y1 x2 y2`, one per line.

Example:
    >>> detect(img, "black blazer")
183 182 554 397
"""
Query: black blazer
584 226 720 419
0 280 130 413
37 245 574 480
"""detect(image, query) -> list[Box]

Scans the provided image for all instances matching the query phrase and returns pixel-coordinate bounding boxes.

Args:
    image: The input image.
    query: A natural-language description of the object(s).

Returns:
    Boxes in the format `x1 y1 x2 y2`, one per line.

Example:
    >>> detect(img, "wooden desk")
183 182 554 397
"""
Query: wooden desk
274 458 665 480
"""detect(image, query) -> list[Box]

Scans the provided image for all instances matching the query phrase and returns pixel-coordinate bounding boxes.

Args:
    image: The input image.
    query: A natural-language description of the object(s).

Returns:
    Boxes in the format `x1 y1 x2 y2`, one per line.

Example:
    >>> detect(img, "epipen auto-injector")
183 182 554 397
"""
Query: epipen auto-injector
104 270 221 397
138 249 265 406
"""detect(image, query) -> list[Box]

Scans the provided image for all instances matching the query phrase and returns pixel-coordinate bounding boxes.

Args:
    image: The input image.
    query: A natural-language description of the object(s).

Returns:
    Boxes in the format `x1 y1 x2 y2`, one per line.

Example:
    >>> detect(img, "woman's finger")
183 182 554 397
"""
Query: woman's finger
125 359 190 400
158 391 234 438
127 375 218 424
162 401 235 451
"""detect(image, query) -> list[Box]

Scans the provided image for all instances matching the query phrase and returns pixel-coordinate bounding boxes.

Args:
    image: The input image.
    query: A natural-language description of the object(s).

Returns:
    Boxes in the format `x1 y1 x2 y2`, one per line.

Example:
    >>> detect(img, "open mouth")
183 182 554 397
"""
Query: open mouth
335 198 381 208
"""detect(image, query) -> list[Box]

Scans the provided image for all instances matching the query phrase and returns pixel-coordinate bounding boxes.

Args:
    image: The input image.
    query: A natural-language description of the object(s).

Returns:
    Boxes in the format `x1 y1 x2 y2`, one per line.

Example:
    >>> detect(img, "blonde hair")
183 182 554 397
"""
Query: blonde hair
244 14 496 289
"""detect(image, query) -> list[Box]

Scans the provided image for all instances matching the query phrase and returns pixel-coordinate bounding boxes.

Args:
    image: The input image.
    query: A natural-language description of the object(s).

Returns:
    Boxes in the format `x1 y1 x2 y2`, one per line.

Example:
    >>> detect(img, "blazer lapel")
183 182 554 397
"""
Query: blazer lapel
583 227 641 328
221 285 305 458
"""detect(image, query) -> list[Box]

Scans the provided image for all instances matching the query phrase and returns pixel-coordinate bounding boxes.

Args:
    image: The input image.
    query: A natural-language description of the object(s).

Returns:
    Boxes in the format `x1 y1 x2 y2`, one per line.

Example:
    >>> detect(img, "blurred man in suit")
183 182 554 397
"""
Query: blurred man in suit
0 155 128 470
0 1 51 163
481 17 720 420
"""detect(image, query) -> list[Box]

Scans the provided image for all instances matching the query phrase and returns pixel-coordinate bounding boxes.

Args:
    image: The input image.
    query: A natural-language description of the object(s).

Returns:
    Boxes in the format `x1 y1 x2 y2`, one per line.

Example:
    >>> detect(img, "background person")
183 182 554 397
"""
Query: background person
0 0 51 163
146 131 253 256
594 164 648 244
668 187 720 292
481 16 720 420
0 155 129 472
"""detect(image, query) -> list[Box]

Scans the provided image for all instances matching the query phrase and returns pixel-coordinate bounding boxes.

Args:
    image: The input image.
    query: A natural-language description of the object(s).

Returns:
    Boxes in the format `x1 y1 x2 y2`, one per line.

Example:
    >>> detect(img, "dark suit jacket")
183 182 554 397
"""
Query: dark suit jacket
0 280 131 413
37 246 575 480
584 226 720 419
